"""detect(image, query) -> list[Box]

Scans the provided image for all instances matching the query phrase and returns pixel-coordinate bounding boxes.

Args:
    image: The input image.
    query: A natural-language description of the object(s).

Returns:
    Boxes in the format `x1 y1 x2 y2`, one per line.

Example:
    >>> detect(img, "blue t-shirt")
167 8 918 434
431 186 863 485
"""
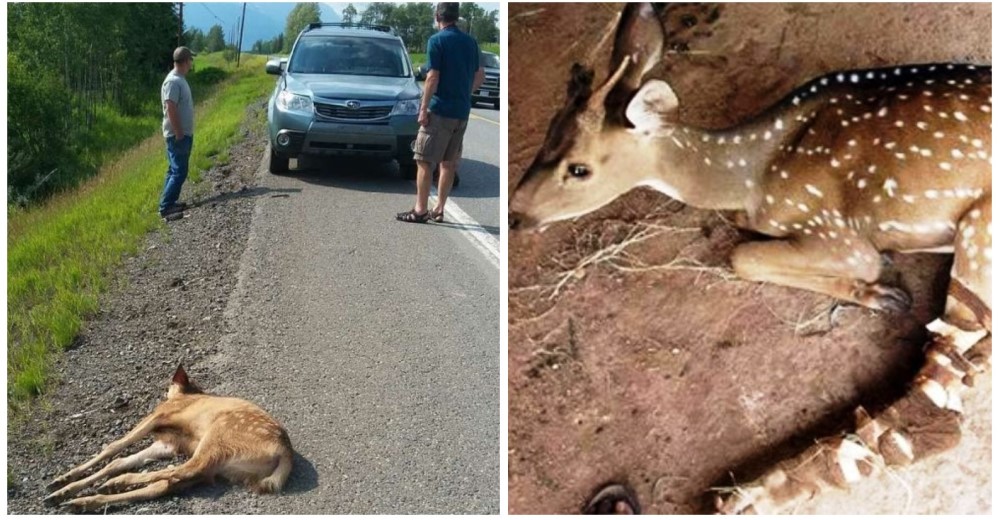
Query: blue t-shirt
427 25 480 120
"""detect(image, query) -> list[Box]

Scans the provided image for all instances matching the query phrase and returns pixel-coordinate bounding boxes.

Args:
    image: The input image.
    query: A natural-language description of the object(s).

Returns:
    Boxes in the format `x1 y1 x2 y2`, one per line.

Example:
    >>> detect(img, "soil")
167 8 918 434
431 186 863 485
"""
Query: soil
7 100 270 514
508 3 992 515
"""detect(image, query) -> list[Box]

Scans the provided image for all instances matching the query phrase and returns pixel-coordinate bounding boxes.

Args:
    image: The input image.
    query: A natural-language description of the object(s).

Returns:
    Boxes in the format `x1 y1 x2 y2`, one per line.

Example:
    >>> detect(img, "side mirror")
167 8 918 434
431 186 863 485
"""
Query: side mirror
265 59 288 75
414 65 426 81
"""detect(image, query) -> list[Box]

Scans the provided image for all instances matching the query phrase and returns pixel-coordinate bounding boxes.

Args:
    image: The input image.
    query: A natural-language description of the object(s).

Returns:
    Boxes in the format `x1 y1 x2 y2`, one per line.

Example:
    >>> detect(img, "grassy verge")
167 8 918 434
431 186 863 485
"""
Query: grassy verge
7 53 273 409
410 42 500 67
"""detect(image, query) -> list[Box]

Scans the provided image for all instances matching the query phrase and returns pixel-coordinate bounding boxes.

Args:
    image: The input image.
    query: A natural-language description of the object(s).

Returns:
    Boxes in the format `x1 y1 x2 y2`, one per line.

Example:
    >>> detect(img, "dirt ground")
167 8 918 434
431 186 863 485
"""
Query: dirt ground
508 3 991 515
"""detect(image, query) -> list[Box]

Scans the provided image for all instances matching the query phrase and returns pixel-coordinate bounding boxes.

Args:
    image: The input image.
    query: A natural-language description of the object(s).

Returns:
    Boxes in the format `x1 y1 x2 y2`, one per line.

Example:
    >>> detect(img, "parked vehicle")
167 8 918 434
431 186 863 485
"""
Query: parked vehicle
265 23 422 178
473 51 500 109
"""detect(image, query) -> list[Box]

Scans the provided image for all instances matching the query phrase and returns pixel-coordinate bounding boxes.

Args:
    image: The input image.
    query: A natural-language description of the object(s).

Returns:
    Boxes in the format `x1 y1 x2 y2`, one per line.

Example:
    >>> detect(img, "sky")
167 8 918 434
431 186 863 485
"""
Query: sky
322 2 501 14
185 2 501 50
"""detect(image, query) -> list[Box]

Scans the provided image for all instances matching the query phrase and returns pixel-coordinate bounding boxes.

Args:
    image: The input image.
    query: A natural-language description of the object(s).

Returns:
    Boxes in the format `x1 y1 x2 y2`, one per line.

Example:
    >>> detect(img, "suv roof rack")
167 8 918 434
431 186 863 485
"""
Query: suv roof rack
306 22 397 36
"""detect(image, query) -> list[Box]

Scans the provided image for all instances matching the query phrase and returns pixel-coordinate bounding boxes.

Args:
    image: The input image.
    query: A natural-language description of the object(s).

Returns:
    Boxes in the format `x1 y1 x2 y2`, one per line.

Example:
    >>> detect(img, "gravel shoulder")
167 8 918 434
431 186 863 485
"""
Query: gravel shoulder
7 100 272 514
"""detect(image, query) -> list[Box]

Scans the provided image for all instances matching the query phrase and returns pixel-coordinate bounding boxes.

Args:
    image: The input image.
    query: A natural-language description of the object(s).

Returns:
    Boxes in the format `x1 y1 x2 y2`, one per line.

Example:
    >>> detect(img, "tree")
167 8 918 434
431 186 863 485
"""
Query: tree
459 3 498 43
283 3 321 53
184 28 207 52
7 2 179 202
205 24 226 53
360 3 395 25
342 3 357 25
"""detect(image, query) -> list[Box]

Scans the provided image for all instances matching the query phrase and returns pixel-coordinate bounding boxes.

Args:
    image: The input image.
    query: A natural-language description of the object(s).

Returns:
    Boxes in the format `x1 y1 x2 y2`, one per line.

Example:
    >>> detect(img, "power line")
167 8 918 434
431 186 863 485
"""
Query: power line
196 2 228 26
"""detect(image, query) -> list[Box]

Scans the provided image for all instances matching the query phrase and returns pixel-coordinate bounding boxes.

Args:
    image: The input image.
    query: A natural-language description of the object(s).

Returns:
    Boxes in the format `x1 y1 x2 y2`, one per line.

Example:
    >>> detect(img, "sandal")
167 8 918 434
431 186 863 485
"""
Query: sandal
395 209 429 223
429 209 445 223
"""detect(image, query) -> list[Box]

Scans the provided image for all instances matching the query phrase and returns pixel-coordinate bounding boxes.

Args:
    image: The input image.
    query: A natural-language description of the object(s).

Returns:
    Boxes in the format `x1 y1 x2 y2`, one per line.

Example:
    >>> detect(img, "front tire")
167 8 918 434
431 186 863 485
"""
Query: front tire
269 148 289 174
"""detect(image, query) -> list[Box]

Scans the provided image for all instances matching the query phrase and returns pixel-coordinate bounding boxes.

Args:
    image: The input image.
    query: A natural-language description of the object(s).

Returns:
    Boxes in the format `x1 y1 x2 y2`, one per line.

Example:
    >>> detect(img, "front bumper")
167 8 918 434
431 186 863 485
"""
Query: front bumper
269 103 419 159
473 89 500 102
474 74 500 103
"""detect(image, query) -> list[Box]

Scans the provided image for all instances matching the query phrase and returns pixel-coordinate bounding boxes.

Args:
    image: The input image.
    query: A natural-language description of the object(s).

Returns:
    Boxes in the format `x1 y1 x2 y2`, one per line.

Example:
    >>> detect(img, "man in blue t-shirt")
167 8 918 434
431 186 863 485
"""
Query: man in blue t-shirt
396 2 485 223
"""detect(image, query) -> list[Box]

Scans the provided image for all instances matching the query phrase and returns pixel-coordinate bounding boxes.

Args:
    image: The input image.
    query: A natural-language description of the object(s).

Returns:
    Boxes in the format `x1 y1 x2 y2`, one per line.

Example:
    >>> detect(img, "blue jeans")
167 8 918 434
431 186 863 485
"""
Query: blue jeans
160 135 193 212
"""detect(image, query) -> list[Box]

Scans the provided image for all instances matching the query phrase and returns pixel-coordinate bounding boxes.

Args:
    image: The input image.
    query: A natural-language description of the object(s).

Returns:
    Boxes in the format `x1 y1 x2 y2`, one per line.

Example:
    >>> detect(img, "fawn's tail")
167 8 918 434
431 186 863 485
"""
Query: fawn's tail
256 450 293 494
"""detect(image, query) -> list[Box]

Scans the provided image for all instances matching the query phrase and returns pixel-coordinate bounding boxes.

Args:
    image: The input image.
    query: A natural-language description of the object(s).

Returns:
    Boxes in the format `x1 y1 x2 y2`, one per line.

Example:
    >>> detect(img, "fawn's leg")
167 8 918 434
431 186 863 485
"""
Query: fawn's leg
47 412 161 490
63 475 199 513
730 236 912 312
45 441 176 505
715 200 992 514
98 444 215 494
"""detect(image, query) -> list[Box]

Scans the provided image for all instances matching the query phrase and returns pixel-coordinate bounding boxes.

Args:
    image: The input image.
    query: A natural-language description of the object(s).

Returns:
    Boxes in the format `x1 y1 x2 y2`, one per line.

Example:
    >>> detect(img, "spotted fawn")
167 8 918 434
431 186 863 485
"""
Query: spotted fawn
509 3 991 514
44 366 294 512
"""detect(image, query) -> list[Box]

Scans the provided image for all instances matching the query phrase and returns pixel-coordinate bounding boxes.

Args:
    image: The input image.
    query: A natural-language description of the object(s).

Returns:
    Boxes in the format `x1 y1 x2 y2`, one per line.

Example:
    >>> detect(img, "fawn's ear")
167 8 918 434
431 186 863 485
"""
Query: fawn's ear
626 79 680 131
612 2 665 94
172 364 190 387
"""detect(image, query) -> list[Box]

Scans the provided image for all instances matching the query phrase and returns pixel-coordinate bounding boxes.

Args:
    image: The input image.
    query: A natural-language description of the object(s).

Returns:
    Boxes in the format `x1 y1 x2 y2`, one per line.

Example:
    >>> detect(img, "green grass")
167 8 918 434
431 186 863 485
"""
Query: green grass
410 42 500 68
76 103 161 176
7 52 273 409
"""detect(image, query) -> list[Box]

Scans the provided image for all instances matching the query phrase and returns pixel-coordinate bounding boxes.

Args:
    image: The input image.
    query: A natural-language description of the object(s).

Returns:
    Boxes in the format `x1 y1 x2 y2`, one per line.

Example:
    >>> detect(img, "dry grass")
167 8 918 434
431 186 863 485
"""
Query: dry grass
514 220 731 300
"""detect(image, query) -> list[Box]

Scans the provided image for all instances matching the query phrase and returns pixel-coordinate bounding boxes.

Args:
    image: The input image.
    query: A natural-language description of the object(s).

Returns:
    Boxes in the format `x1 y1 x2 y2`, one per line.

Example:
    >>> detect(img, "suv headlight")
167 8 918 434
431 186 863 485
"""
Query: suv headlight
277 90 313 114
390 99 420 116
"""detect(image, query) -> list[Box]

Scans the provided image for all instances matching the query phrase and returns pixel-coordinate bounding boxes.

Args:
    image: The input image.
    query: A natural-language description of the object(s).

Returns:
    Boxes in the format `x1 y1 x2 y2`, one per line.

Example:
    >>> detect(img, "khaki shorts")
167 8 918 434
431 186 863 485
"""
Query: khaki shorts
413 113 468 163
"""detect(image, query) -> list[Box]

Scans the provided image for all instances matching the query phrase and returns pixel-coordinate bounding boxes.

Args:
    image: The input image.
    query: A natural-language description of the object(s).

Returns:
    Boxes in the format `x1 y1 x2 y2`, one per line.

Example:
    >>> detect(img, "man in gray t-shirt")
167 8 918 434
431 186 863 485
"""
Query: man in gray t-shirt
159 46 196 217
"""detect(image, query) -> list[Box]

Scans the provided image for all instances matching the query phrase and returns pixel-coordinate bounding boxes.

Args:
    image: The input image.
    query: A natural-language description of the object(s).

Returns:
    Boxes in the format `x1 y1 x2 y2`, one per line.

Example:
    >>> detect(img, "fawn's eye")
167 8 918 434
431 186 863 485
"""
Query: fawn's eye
568 163 591 179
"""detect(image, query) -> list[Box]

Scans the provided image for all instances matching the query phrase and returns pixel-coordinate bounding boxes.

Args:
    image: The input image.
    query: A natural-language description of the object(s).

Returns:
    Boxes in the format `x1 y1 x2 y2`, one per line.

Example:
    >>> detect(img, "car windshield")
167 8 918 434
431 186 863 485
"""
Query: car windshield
480 53 500 68
289 35 410 77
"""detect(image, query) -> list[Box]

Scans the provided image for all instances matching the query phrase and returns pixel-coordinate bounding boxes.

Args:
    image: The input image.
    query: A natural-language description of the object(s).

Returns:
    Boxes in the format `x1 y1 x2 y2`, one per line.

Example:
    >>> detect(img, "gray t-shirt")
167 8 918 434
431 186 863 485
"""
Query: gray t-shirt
161 70 194 138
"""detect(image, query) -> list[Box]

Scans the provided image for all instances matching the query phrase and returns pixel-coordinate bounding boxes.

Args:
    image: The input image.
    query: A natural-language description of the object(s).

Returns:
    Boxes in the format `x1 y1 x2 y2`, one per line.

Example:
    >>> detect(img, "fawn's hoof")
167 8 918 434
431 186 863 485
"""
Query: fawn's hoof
43 491 66 507
872 285 912 313
583 483 640 514
858 284 912 313
45 477 69 493
714 491 753 515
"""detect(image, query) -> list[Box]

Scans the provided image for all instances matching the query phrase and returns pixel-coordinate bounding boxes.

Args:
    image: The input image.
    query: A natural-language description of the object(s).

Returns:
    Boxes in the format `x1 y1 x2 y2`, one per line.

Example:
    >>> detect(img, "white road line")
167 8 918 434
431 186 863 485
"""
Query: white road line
429 187 499 269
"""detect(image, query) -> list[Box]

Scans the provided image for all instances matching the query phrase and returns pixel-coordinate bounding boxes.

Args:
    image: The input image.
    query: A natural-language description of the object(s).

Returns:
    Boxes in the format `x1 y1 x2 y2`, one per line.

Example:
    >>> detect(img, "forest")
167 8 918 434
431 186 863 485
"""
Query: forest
8 3 181 205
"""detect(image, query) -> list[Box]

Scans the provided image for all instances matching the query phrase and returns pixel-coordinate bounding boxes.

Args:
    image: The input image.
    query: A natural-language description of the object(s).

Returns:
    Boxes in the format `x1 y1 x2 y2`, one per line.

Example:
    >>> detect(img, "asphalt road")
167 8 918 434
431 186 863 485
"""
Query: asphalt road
450 105 501 233
191 115 500 514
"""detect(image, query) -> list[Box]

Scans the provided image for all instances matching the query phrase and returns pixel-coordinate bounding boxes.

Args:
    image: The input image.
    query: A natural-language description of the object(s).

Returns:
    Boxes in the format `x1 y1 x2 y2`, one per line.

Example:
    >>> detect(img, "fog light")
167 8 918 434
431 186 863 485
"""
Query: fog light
277 133 291 147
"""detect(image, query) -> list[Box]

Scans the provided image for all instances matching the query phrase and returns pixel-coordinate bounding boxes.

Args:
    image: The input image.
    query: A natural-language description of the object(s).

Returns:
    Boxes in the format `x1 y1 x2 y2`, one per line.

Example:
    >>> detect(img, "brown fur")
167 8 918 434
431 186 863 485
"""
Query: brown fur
44 365 293 512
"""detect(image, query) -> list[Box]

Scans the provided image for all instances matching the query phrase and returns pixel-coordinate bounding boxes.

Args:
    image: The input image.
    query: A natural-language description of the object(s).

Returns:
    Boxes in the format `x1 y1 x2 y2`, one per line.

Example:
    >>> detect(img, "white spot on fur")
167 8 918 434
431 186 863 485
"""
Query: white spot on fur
883 179 898 197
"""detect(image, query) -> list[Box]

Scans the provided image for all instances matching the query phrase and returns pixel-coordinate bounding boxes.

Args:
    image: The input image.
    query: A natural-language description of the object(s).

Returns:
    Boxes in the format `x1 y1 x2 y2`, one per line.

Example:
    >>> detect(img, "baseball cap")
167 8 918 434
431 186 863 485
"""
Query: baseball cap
173 47 197 62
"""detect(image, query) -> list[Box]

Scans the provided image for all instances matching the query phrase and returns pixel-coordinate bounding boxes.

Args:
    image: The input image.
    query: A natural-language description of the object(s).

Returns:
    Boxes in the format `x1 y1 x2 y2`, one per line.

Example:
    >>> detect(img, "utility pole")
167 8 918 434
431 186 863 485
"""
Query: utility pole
237 2 247 67
177 2 183 47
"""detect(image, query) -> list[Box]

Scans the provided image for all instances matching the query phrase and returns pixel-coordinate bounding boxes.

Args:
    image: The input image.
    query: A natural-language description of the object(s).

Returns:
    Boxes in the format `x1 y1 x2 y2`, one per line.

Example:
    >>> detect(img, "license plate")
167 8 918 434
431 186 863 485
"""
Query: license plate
479 90 489 96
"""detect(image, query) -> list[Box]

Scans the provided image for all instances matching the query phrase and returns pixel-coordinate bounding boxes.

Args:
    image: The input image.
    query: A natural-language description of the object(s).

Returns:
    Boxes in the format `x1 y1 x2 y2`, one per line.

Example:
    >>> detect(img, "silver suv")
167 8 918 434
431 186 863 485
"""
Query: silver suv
265 23 422 178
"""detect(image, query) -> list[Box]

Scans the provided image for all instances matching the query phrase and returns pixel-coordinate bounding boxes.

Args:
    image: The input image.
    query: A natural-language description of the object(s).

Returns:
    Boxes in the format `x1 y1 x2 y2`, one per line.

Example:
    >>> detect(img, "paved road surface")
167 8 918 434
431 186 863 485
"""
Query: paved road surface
192 112 499 514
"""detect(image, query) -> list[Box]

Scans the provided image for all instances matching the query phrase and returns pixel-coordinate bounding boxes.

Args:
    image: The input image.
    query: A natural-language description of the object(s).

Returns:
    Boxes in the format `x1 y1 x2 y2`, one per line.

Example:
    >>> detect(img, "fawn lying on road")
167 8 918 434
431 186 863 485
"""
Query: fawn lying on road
510 3 991 514
45 366 293 511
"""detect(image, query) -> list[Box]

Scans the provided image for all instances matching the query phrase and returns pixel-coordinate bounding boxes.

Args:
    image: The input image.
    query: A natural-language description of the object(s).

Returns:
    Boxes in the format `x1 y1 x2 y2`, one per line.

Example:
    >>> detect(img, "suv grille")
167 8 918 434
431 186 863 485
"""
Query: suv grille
315 102 392 120
483 75 499 89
